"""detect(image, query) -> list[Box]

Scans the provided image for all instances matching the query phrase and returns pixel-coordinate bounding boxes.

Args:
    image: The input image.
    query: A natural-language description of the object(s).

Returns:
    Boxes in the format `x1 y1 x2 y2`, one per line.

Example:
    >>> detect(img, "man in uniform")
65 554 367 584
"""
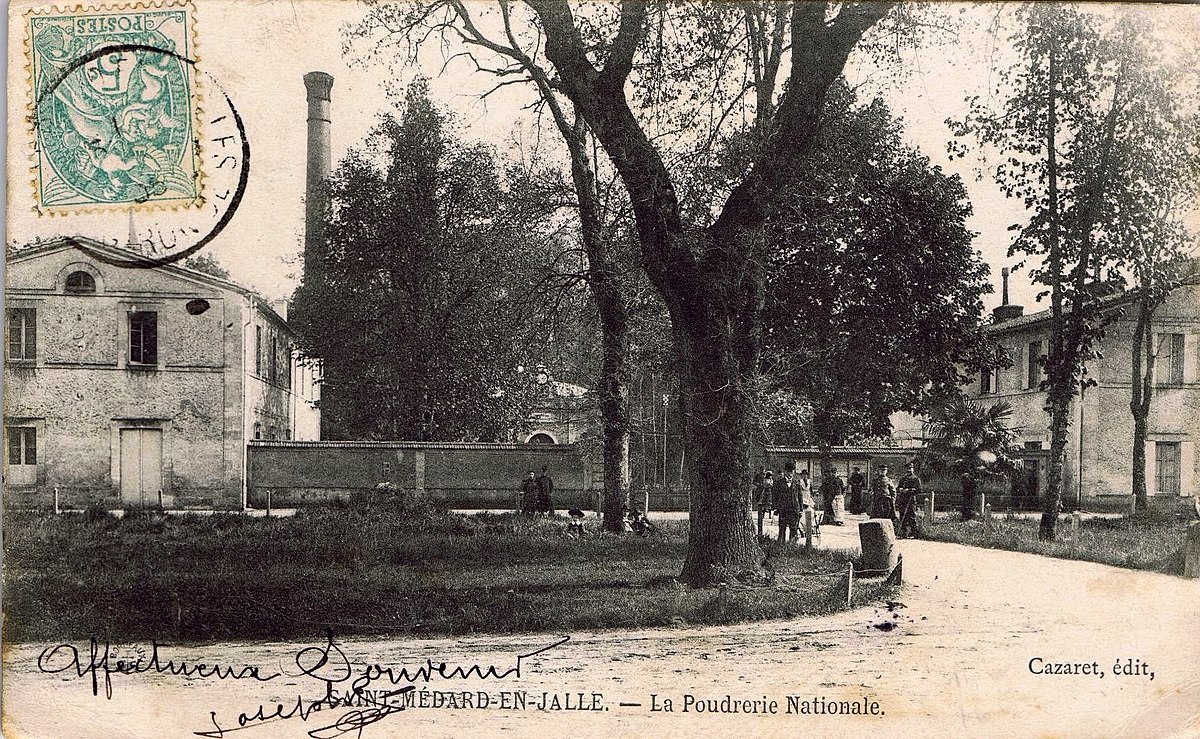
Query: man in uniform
773 463 801 544
896 462 923 538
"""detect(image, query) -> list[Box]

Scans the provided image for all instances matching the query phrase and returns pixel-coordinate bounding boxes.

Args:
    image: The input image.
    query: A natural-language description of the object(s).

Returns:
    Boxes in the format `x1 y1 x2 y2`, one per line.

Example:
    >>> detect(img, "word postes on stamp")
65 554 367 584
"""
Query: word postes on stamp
28 2 201 213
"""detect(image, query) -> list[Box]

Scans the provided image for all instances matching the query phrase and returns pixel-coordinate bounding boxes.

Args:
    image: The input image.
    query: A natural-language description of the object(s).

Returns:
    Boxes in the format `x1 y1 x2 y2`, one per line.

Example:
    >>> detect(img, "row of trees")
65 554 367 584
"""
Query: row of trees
288 2 1197 583
952 5 1199 531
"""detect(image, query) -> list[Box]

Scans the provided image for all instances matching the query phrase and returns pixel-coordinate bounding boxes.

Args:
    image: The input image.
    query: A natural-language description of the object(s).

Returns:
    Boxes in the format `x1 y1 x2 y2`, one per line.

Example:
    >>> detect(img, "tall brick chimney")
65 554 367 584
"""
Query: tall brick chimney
303 71 334 283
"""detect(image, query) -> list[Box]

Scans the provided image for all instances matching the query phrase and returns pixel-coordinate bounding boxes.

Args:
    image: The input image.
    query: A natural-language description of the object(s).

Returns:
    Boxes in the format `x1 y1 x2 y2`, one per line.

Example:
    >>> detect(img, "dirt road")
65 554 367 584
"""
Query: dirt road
4 522 1198 738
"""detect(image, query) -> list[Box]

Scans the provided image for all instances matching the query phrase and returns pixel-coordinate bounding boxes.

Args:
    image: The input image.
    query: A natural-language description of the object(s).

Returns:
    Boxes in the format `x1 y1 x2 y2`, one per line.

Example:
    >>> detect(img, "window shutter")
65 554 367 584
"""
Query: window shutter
1181 442 1195 498
1182 334 1197 384
1146 441 1157 494
1017 343 1028 390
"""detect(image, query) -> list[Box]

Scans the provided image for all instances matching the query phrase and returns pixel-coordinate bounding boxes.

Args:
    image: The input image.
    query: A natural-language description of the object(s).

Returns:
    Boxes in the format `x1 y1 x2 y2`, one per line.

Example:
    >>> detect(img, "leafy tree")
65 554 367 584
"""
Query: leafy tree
356 1 642 532
920 397 1022 518
1086 16 1200 512
358 2 896 583
183 253 232 281
761 83 992 472
290 80 552 441
948 5 1182 539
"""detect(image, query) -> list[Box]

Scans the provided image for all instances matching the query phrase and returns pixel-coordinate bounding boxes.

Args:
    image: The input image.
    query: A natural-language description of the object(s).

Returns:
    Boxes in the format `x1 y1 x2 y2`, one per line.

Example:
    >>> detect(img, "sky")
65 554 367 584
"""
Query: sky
6 1 1199 312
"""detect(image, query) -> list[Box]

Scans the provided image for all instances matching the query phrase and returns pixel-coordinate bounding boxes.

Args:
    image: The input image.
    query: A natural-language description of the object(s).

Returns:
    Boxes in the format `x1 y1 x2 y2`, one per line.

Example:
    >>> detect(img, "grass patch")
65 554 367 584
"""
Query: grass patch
919 509 1190 575
2 505 886 644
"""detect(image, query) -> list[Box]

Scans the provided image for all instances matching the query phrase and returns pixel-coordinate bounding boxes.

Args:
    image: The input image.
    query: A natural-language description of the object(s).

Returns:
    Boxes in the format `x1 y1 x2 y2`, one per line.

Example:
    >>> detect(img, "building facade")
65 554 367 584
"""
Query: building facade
4 238 320 510
893 279 1199 508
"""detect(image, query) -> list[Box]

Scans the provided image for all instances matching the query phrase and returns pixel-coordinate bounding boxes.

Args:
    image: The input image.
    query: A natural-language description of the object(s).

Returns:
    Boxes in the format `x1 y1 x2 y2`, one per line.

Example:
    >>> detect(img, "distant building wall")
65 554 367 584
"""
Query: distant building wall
247 441 596 510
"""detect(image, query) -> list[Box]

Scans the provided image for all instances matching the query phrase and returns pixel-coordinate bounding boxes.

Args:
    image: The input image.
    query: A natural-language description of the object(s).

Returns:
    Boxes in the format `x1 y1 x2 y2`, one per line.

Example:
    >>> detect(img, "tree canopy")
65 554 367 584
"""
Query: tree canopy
291 80 556 441
760 83 992 450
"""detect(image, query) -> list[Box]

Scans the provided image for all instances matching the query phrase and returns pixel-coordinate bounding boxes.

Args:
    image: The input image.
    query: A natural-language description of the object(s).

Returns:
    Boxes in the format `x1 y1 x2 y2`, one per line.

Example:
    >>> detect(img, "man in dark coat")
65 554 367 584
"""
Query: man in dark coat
754 469 775 538
870 464 897 522
536 465 555 515
896 462 923 538
520 470 538 516
848 466 867 514
773 463 801 544
820 466 846 525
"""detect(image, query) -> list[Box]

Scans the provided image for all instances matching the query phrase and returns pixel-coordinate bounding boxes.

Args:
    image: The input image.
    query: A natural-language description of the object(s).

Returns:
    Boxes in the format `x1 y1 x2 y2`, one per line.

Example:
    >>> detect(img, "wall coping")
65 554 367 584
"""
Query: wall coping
249 440 581 451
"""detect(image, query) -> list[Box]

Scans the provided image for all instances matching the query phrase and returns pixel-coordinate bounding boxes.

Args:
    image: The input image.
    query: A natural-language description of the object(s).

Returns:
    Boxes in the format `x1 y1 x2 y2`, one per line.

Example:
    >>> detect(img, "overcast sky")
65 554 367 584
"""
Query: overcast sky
7 1 1198 312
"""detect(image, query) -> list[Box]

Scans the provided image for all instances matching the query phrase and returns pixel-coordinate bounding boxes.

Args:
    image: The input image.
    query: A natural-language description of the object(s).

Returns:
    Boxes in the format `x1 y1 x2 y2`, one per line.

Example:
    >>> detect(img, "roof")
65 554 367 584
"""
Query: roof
985 289 1134 334
7 236 291 327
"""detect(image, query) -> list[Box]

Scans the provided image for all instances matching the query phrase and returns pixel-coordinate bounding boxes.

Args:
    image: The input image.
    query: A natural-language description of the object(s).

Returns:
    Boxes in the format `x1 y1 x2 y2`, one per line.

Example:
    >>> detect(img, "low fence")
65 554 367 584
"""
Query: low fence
246 440 597 510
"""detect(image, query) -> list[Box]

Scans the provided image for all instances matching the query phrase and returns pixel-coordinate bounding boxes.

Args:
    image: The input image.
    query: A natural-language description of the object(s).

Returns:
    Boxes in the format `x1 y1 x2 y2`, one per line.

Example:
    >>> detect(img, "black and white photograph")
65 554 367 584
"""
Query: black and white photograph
3 1 1199 736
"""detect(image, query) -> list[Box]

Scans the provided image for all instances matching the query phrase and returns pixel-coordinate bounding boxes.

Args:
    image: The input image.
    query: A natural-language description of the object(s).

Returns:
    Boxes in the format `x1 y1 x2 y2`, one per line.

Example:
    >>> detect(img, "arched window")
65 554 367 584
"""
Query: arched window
65 271 96 294
253 423 262 440
527 432 555 445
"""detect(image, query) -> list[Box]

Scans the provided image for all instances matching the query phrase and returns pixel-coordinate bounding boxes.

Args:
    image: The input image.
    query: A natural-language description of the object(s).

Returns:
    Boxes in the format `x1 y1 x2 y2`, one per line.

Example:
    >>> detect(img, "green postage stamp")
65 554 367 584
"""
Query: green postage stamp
27 2 201 213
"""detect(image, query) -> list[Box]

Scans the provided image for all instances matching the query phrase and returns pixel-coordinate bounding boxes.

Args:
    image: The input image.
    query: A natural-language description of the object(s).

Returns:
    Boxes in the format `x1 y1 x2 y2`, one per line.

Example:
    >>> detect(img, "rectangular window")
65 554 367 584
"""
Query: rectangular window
255 325 263 376
980 367 992 395
7 426 37 465
1027 341 1041 389
1155 441 1181 495
268 336 277 384
129 312 158 365
7 308 36 361
1157 333 1185 386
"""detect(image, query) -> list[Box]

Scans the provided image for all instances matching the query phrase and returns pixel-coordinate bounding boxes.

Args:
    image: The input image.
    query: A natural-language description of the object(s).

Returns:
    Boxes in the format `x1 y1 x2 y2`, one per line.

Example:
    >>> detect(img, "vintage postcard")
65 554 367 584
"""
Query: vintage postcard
4 1 1199 738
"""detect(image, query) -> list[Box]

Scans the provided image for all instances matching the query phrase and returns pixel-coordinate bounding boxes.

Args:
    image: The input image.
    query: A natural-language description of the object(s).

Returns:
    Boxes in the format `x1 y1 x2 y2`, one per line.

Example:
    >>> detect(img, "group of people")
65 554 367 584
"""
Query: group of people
753 461 925 542
519 466 555 516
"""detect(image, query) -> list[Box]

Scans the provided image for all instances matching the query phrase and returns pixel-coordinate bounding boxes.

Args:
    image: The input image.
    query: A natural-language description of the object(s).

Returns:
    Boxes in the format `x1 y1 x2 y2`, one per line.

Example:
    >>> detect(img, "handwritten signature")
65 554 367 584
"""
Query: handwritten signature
37 630 569 738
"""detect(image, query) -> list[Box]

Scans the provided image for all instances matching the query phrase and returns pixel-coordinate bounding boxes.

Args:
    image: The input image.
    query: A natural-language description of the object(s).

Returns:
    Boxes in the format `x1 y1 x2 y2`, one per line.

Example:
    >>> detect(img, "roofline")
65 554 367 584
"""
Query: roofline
984 290 1136 334
7 236 292 328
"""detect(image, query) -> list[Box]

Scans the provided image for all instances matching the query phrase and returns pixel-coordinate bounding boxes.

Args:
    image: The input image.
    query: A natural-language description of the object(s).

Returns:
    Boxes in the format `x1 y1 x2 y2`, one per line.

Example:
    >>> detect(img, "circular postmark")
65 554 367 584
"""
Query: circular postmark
34 42 250 269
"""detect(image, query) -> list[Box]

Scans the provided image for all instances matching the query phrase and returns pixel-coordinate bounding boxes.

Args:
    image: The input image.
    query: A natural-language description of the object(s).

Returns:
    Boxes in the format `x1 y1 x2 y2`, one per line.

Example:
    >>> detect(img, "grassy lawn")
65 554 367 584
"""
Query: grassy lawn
2 502 887 644
919 510 1191 575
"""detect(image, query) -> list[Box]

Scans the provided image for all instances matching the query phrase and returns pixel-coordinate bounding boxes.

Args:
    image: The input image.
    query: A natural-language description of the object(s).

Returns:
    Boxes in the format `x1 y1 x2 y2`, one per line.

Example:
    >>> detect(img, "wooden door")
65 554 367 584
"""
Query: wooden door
119 428 162 506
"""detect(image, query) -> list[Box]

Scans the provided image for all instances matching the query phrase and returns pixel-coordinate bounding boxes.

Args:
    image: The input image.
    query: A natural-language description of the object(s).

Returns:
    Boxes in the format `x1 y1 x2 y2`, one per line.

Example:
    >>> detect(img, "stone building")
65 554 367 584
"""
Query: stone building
893 270 1200 509
4 237 320 509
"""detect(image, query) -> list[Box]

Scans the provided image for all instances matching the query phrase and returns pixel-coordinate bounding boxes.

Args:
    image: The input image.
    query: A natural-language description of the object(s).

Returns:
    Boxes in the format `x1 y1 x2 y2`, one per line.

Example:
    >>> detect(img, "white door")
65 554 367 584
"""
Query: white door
120 428 162 506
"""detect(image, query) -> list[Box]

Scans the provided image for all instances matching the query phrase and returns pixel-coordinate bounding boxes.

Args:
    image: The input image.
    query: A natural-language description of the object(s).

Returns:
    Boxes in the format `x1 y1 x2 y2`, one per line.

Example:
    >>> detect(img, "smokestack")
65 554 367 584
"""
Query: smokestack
992 266 1025 324
303 71 334 282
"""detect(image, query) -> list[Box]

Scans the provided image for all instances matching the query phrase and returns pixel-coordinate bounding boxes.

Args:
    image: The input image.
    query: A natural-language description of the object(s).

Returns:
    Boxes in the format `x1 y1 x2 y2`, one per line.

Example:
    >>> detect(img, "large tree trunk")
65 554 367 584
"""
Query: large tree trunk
528 0 890 584
591 268 632 531
676 261 766 584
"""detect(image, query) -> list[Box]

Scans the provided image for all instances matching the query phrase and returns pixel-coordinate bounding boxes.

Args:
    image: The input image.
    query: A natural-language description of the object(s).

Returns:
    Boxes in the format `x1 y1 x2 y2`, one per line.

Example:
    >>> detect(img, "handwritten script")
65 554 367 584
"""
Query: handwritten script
37 631 569 738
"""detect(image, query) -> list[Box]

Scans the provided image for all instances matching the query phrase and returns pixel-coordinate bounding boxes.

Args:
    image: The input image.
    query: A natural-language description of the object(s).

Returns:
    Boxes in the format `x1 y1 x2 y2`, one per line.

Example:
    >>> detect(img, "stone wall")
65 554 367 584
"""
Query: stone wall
247 441 596 510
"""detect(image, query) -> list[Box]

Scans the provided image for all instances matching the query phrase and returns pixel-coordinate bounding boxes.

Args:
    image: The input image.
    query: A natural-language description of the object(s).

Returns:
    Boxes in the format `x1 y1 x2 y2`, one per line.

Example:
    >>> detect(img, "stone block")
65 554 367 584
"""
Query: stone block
859 518 897 573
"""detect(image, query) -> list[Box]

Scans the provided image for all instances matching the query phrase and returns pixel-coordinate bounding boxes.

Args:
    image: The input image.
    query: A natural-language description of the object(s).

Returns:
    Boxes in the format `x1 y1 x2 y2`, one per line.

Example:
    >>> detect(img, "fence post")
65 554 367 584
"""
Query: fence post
53 486 60 515
846 561 854 606
266 490 272 518
924 492 934 525
804 508 814 552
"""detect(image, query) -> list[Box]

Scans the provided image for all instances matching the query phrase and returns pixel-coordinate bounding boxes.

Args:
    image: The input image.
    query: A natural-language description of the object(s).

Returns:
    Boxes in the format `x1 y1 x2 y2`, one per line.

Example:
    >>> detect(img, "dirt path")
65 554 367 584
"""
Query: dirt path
4 523 1198 738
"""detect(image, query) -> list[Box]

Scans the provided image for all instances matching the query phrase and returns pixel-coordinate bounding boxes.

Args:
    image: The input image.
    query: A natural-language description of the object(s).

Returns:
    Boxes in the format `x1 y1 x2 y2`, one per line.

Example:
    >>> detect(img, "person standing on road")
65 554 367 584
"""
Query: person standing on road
896 462 923 538
848 466 867 514
754 469 775 538
536 465 555 516
821 466 847 526
520 470 538 516
871 464 898 522
773 463 801 544
797 469 815 511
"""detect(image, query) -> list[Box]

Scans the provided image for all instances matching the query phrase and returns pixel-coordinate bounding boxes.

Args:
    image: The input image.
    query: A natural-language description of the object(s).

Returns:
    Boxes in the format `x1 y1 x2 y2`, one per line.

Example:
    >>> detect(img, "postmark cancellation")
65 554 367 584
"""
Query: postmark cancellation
25 1 202 214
